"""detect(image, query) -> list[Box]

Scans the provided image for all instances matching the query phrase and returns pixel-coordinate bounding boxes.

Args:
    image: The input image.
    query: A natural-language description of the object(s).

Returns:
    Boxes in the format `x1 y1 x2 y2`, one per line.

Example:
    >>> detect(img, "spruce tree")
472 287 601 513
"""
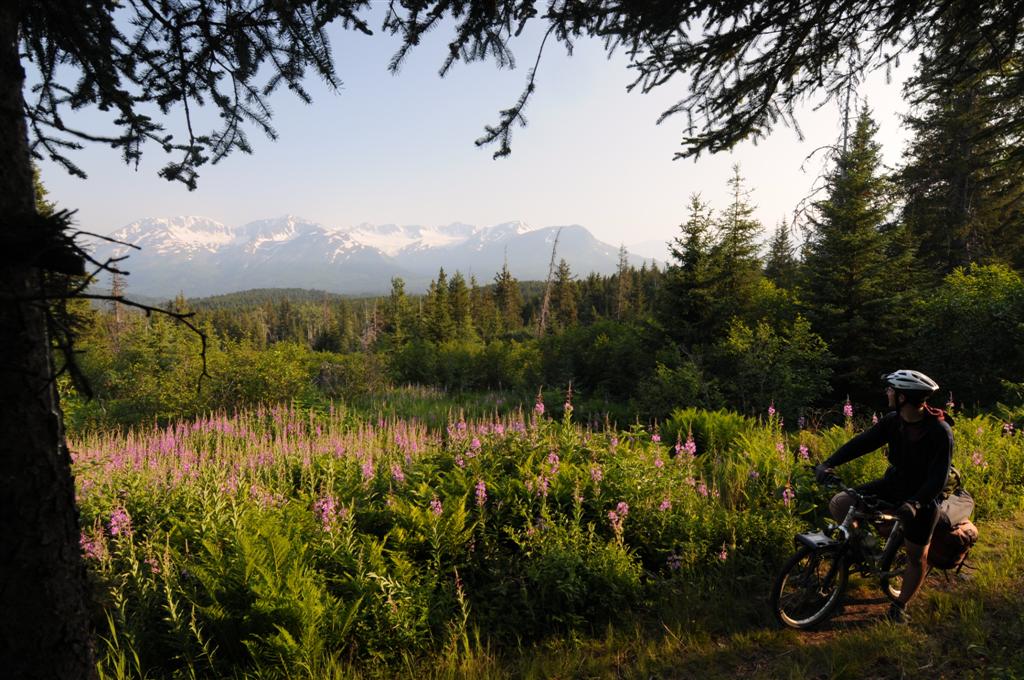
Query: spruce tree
425 268 454 342
493 262 522 332
764 219 799 291
801 109 905 400
899 11 1024 275
385 277 411 344
615 244 632 319
631 262 648 317
448 271 476 341
708 165 764 331
661 193 717 347
551 259 579 329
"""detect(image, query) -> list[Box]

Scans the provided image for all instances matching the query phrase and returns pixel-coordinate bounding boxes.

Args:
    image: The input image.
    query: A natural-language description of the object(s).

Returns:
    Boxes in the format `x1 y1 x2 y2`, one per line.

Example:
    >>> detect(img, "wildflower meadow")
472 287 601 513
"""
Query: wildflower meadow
72 402 1024 678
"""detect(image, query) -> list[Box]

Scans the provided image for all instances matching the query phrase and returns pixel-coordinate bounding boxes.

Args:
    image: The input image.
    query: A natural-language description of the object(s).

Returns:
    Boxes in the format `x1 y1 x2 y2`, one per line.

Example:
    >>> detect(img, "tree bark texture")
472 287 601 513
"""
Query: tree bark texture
0 6 96 678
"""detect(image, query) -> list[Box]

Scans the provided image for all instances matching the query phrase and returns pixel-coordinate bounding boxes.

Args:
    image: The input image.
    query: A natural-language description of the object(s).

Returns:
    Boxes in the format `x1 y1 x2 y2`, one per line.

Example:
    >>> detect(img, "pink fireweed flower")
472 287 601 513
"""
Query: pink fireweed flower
79 532 105 560
972 450 986 468
361 459 374 480
843 398 854 419
659 499 672 512
608 510 622 531
145 556 162 574
454 454 466 468
313 496 338 531
590 466 603 483
782 486 795 507
768 402 776 417
470 437 481 452
609 436 619 450
534 399 545 415
718 544 728 561
564 400 573 414
775 441 785 453
616 501 630 517
651 433 661 443
527 476 550 497
108 507 132 538
547 452 560 475
493 423 505 436
430 497 443 516
697 482 708 497
749 469 760 479
475 480 487 507
654 457 664 468
667 553 682 571
799 444 810 460
220 474 240 495
391 464 405 483
684 432 697 457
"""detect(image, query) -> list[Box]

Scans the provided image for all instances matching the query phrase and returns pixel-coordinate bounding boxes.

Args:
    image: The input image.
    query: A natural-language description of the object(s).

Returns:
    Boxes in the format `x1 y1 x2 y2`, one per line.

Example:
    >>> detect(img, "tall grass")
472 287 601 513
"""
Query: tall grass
72 403 1024 678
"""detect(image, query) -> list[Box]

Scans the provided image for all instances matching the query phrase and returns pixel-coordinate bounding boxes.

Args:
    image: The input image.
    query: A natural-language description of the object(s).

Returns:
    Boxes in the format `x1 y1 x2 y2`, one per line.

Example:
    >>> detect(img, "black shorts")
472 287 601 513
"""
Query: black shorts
856 478 941 546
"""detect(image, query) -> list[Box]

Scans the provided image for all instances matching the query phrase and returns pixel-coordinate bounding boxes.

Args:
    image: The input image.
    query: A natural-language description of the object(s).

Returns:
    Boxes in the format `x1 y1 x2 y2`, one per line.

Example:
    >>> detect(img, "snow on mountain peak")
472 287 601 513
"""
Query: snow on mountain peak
90 215 657 298
341 222 479 256
114 216 233 253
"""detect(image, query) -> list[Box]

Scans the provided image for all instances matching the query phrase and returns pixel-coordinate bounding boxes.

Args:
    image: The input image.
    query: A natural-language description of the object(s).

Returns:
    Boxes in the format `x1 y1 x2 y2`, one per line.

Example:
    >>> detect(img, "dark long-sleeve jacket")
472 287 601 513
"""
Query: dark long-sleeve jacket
824 410 954 507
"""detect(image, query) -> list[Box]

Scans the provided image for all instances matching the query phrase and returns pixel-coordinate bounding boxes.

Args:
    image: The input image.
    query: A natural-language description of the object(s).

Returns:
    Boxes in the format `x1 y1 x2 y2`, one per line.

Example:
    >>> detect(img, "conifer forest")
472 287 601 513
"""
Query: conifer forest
5 2 1024 678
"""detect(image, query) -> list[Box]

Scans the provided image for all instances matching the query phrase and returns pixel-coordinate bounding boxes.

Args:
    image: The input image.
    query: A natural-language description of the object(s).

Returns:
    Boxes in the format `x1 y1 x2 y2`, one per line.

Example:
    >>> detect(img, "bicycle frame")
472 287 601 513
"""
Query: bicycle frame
773 480 911 629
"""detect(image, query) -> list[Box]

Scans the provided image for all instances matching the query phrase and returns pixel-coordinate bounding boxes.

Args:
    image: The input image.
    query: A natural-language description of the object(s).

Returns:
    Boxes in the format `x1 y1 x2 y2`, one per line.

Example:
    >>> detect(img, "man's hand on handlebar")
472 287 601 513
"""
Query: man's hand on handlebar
814 463 837 484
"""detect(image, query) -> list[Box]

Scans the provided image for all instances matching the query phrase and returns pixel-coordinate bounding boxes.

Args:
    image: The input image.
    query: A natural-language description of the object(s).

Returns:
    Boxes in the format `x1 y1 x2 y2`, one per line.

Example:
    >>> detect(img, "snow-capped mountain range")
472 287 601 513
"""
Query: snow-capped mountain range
92 216 659 297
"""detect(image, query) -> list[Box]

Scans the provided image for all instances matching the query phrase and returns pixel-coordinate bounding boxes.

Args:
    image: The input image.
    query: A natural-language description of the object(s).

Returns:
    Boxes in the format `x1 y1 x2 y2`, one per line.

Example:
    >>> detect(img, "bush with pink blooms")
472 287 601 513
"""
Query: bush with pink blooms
73 403 1024 678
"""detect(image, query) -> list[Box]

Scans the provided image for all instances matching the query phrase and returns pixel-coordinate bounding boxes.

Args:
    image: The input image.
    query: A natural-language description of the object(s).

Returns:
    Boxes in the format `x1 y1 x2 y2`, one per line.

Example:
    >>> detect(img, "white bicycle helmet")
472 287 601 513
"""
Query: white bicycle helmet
883 369 939 395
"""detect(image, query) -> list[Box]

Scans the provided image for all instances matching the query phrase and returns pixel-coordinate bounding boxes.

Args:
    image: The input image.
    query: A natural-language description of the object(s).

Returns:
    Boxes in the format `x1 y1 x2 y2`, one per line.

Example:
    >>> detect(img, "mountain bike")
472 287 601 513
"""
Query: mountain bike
770 476 909 629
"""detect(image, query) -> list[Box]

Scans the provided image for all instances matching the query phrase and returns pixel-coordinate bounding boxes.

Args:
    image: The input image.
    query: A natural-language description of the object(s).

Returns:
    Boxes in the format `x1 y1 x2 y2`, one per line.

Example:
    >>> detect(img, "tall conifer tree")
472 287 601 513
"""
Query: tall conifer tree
801 109 905 400
493 262 522 332
661 194 717 346
615 244 632 319
385 277 410 344
448 271 476 341
551 259 579 329
425 268 454 342
708 165 764 331
764 219 799 291
899 9 1024 275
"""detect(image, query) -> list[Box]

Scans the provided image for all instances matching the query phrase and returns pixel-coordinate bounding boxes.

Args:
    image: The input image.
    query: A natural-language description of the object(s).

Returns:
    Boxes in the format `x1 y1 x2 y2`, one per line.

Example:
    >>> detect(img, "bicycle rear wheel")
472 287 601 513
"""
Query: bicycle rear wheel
771 545 848 629
880 526 907 602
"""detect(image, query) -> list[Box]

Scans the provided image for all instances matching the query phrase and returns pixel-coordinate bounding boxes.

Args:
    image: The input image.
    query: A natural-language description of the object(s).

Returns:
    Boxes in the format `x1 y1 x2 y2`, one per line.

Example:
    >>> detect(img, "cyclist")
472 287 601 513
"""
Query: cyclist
814 370 953 623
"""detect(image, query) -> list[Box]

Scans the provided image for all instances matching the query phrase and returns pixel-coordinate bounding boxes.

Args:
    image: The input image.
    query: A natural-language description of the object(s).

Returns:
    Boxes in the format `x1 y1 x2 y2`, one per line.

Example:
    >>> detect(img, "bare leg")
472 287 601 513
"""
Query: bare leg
897 539 930 606
829 492 855 523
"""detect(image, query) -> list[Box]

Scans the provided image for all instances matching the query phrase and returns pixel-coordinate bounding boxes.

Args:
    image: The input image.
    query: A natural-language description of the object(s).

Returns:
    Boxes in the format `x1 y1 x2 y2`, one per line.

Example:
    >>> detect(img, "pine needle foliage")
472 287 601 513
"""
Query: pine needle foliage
800 109 907 401
899 5 1024 276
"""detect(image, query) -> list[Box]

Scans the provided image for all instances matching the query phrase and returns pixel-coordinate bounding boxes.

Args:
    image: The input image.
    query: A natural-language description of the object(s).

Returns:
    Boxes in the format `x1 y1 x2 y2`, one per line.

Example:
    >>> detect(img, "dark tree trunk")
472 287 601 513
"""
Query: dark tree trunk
0 6 96 678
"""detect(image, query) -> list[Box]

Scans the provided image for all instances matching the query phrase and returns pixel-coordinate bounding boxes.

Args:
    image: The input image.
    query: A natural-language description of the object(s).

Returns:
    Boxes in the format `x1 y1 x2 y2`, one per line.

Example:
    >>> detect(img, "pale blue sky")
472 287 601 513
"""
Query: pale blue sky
34 14 917 258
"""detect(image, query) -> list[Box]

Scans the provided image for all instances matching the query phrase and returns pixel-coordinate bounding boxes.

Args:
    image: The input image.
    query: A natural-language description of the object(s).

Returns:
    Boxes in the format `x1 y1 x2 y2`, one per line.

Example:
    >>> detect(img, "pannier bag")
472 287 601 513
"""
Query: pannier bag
928 488 979 571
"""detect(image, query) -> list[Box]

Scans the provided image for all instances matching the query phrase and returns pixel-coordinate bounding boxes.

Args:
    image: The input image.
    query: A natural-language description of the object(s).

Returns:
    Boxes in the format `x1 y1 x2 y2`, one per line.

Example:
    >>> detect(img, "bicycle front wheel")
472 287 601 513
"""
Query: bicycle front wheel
771 546 848 629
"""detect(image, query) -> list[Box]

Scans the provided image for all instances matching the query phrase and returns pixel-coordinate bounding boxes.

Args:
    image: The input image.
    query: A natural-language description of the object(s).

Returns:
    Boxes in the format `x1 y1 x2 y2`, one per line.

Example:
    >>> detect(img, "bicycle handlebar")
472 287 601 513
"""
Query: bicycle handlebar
804 464 899 518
